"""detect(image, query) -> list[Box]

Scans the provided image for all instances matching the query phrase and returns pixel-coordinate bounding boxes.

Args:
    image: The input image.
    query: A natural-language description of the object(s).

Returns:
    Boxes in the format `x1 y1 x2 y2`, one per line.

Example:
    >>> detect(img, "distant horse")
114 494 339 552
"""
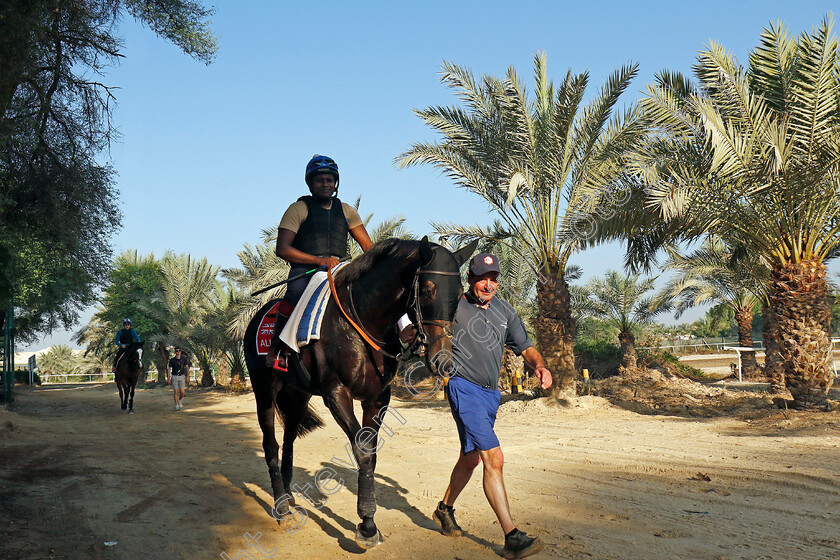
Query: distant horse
244 237 476 548
115 341 144 413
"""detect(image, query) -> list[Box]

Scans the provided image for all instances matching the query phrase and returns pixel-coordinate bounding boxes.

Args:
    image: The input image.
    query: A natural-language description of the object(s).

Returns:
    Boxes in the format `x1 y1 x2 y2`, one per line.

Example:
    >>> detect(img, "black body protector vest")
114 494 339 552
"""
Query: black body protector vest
118 329 136 345
291 196 349 260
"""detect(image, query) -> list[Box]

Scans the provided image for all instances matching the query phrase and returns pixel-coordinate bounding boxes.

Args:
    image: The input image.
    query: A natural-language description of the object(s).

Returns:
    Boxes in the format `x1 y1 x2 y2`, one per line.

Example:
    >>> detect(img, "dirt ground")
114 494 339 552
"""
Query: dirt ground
2 370 840 560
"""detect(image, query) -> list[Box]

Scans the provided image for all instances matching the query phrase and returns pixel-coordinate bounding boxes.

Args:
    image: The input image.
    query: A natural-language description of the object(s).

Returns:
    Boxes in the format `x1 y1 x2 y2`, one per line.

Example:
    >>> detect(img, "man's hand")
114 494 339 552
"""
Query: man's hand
522 347 552 389
319 256 341 269
167 378 172 386
535 367 552 390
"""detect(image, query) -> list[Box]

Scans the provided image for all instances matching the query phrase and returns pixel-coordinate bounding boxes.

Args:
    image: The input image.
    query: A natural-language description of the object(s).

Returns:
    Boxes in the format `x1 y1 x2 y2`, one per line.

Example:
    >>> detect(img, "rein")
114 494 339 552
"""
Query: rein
327 268 405 360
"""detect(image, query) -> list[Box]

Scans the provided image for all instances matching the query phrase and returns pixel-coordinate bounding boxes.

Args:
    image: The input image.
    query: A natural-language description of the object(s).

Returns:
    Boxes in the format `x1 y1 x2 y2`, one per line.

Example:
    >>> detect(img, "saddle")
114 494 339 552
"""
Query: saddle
255 264 349 393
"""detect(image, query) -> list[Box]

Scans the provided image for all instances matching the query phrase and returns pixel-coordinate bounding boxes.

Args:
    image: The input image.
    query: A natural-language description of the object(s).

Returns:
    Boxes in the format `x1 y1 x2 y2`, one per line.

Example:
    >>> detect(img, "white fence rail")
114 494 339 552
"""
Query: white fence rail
41 372 115 384
40 367 202 385
637 338 760 353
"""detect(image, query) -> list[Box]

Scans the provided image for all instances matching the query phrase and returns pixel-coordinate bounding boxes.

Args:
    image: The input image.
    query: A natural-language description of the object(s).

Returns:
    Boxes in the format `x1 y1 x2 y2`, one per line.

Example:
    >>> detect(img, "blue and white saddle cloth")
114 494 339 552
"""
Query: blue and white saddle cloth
279 262 348 352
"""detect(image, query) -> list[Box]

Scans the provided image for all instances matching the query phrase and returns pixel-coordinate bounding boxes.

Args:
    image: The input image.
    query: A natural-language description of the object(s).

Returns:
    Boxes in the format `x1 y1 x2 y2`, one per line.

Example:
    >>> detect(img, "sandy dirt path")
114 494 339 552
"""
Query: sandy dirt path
2 382 839 559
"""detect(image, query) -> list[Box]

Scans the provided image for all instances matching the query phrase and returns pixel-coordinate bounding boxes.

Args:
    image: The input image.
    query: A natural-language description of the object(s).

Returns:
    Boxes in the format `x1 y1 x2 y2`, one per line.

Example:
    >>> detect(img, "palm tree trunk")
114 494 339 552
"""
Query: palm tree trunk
618 330 637 369
500 347 525 393
199 354 215 387
232 364 246 383
734 308 759 379
535 265 576 397
155 344 169 384
762 303 785 393
770 260 833 410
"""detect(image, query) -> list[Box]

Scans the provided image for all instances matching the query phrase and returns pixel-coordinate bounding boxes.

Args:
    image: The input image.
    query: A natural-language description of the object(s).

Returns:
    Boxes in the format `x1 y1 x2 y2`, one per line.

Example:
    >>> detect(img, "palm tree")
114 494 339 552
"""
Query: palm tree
74 308 116 362
585 271 661 369
352 197 414 259
223 227 291 342
398 52 647 396
140 253 221 386
657 238 767 378
199 279 247 383
635 16 840 409
38 344 75 378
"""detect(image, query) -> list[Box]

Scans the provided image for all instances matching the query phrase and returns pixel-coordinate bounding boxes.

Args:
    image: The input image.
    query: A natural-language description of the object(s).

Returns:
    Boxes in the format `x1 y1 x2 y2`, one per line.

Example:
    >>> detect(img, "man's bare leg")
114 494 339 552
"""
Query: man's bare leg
478 446 515 534
442 449 481 506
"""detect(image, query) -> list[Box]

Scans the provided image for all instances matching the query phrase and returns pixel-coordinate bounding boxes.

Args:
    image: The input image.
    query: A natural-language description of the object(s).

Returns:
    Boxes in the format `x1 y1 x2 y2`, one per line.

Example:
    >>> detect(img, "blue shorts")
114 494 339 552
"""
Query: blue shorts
446 376 501 453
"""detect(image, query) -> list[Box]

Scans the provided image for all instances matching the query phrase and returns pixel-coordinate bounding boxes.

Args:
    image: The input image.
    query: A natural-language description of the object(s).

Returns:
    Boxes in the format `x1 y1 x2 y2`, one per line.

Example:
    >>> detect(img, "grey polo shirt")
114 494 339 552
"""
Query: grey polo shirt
450 294 533 390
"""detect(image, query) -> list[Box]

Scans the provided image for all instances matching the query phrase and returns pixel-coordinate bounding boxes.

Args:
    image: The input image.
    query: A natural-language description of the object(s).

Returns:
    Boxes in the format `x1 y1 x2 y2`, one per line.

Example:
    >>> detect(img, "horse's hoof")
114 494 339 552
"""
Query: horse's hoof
128 409 134 414
354 526 382 549
121 405 127 410
275 515 298 531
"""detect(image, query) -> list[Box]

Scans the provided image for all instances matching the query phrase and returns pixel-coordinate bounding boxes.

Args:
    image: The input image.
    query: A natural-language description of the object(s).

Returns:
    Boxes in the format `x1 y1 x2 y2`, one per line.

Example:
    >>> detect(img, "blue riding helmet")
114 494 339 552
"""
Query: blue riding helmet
305 155 339 187
124 318 131 324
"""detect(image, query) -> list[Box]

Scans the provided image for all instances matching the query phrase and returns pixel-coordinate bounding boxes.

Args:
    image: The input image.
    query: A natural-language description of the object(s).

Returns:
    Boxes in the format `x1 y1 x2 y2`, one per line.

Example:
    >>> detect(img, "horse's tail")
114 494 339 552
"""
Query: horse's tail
274 399 325 438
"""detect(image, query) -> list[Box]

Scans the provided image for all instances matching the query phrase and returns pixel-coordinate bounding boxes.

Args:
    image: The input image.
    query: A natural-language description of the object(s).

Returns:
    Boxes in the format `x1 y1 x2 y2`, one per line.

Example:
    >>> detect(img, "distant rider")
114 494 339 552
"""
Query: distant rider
113 318 142 372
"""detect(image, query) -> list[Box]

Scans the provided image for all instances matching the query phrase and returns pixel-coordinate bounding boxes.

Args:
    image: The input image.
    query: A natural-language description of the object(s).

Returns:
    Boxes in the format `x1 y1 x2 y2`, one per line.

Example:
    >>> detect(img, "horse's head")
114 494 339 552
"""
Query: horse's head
414 237 478 376
126 341 145 369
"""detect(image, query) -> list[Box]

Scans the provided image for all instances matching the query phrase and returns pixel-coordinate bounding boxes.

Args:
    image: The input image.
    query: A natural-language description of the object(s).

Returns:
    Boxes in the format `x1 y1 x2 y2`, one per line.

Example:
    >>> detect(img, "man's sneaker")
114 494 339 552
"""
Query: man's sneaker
174 404 180 410
501 529 543 559
433 501 462 537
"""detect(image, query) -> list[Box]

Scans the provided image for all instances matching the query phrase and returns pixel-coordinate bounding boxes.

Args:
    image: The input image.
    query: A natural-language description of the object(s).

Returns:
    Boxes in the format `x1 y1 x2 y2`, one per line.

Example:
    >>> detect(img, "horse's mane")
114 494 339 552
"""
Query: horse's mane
336 238 419 284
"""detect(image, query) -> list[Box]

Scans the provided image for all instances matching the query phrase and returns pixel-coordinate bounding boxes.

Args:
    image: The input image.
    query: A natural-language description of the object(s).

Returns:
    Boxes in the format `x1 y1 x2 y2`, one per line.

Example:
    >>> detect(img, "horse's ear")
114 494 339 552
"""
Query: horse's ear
419 235 433 265
453 239 479 268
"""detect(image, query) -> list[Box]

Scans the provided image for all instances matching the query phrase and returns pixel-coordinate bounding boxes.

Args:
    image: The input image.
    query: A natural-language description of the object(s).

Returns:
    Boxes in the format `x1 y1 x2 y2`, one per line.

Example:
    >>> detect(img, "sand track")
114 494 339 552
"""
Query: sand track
1 381 839 559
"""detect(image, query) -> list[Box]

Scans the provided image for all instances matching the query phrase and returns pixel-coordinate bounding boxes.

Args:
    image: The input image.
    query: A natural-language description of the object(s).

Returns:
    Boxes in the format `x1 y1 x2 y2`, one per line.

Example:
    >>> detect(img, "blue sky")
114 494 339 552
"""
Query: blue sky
23 0 839 350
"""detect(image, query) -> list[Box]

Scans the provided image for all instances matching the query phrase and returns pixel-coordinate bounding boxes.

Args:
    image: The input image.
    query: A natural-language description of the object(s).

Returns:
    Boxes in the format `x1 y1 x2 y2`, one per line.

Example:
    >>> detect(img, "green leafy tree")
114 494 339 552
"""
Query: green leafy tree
99 251 165 335
634 16 840 409
0 0 217 341
398 52 647 397
77 251 167 380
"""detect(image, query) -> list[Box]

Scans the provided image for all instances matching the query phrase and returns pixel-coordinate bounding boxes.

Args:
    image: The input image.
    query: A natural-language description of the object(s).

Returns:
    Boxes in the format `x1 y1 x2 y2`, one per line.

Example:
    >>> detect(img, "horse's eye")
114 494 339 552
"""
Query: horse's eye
420 280 437 306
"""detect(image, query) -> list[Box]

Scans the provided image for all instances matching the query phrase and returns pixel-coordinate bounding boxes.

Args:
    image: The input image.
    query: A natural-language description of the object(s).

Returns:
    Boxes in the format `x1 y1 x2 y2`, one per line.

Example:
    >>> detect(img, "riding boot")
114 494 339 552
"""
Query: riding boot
266 299 295 371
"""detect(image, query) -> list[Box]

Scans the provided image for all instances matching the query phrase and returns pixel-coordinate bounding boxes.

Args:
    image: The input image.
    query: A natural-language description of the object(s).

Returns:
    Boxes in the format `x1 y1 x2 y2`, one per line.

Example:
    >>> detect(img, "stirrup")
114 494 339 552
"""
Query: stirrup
267 345 288 372
272 354 288 373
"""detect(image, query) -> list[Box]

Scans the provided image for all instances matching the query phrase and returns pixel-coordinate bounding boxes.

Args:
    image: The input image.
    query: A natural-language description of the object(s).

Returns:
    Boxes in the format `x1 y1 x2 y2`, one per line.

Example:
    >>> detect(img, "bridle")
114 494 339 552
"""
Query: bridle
409 268 460 355
326 260 460 362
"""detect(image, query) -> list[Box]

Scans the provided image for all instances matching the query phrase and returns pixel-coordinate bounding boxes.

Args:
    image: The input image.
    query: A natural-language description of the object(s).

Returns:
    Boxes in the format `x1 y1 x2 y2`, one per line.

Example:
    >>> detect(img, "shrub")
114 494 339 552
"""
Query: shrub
638 349 709 379
575 341 621 379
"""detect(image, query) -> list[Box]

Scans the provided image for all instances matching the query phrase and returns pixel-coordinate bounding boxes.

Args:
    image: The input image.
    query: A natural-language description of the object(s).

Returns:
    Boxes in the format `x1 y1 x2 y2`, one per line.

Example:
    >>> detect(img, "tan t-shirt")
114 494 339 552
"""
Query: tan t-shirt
278 200 363 233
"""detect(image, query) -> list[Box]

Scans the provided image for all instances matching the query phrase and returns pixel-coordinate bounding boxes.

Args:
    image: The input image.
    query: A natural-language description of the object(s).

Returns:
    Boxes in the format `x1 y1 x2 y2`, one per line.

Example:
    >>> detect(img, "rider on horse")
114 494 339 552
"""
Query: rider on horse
113 318 142 372
266 154 373 370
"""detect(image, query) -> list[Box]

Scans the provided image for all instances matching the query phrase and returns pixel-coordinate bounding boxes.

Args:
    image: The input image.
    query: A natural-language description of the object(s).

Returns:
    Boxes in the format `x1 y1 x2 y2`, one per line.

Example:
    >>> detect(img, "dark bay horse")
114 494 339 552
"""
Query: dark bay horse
115 341 144 413
244 237 476 548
